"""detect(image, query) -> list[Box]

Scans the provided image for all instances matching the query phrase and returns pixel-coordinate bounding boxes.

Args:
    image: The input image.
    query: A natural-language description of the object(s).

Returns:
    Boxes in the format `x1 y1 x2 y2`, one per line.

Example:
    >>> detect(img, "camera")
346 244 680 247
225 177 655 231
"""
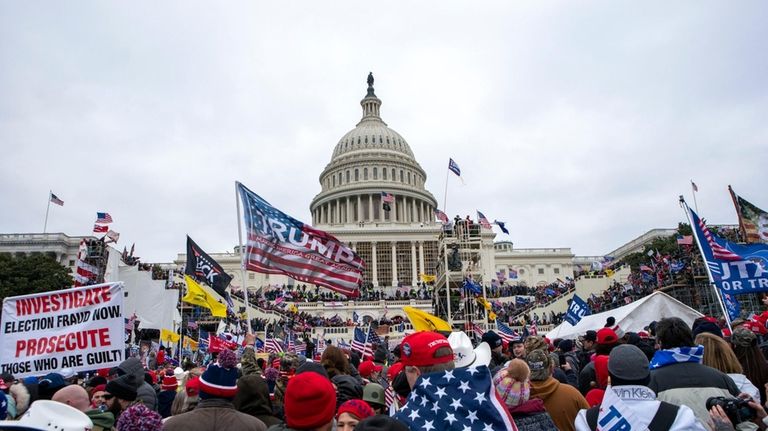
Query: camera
706 397 756 424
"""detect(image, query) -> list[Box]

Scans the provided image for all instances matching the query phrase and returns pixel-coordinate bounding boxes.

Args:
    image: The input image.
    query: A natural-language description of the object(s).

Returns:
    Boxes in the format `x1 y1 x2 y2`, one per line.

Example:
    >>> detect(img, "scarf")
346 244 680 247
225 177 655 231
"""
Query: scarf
648 345 703 370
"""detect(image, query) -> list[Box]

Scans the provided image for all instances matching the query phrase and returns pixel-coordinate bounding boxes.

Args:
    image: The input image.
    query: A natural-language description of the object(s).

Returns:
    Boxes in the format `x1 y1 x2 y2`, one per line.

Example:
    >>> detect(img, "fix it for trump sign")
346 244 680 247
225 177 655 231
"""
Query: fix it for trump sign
1 282 125 378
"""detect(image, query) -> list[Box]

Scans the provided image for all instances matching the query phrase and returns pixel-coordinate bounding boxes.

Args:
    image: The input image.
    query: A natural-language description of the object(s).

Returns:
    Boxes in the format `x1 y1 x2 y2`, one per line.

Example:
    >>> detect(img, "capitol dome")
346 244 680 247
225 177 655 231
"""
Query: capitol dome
310 74 438 228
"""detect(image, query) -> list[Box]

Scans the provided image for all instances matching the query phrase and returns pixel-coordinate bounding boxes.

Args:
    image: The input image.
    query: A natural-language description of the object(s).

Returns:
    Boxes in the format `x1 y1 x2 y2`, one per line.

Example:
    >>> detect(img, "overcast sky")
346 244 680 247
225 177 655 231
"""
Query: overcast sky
2 2 767 262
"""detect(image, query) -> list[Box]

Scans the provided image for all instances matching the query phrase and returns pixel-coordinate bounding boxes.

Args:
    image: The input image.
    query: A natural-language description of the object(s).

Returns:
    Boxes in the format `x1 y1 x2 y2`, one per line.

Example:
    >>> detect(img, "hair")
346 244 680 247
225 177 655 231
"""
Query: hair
732 341 768 404
656 317 694 349
594 342 617 356
321 346 352 379
695 333 743 374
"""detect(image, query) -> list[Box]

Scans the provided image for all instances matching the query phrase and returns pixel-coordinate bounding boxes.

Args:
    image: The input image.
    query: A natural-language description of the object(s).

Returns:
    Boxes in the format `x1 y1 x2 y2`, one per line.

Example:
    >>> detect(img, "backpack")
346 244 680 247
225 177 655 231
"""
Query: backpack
585 401 679 431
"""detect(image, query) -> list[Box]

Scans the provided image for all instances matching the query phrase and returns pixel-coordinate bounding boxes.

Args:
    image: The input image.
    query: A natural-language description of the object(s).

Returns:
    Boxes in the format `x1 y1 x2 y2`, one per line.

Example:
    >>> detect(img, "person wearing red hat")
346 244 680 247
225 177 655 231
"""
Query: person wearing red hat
90 384 107 409
400 331 454 389
336 399 375 431
358 360 383 382
279 371 337 431
578 328 619 395
157 374 178 418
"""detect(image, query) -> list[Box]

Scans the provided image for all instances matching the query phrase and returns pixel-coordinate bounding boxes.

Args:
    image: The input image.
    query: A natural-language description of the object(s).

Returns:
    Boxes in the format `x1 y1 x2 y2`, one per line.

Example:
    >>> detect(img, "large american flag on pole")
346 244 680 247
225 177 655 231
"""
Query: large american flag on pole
237 182 365 297
351 327 373 357
477 211 493 230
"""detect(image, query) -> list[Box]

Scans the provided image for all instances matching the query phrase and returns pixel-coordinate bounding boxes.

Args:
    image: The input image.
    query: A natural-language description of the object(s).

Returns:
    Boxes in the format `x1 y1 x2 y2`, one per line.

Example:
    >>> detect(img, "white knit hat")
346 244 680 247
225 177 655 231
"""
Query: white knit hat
0 400 93 430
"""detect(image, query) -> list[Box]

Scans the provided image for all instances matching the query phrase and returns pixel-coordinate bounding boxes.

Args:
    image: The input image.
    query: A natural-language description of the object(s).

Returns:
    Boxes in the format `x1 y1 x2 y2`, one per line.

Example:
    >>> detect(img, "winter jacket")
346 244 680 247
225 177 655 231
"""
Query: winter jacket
648 361 740 427
728 373 761 404
158 390 177 418
530 376 589 431
163 397 267 431
233 374 283 428
574 385 705 431
578 361 596 395
508 398 558 431
241 347 263 378
85 409 115 431
118 357 158 411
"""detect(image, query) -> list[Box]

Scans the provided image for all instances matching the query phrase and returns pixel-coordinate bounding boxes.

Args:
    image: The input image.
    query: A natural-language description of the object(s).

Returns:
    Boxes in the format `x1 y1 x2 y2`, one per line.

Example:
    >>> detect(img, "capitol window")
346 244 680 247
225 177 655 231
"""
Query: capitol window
407 172 411 184
383 168 387 180
391 168 396 180
355 169 359 181
364 168 368 180
400 170 404 182
373 167 378 179
538 268 544 275
332 176 336 187
346 170 350 182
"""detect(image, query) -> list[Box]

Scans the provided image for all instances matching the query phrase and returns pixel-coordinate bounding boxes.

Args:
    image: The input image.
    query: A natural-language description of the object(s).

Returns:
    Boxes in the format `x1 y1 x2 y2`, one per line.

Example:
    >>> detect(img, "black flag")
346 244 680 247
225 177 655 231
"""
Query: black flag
185 236 232 298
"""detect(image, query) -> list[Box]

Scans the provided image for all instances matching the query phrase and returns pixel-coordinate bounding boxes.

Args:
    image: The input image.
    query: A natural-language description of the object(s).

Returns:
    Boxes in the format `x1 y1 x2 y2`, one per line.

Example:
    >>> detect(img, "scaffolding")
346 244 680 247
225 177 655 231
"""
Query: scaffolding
82 238 109 285
434 221 488 328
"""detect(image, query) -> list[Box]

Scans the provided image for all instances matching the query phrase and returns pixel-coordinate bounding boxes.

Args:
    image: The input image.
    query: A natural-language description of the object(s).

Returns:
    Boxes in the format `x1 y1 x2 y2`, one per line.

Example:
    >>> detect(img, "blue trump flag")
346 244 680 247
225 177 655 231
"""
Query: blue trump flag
686 203 768 294
565 294 591 326
448 158 461 176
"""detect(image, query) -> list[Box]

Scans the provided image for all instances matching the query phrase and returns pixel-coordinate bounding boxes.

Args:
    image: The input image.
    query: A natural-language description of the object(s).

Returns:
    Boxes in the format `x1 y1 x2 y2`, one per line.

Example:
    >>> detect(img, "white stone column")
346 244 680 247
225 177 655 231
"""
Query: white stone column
411 241 418 286
346 197 351 224
368 194 374 222
371 242 379 287
357 195 362 222
418 241 425 278
420 201 425 223
391 242 398 286
336 199 341 224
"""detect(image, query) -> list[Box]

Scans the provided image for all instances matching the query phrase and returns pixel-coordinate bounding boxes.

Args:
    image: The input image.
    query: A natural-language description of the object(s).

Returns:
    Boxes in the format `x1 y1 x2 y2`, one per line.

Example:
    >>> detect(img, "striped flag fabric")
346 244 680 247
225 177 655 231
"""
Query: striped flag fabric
367 326 381 346
286 334 295 353
698 217 742 261
495 321 519 343
676 235 693 246
95 212 113 223
729 187 768 244
477 211 492 230
351 327 373 357
93 224 108 233
50 192 64 206
238 182 364 297
265 337 284 354
529 323 538 336
471 323 485 340
381 191 395 203
434 209 450 224
385 385 395 408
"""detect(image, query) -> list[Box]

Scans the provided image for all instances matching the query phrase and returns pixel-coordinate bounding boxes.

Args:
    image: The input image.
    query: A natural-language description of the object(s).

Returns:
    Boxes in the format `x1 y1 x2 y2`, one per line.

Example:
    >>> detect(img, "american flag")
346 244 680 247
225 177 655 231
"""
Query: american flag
367 326 382 346
529 323 538 336
93 224 108 233
286 334 295 353
434 209 450 224
50 192 64 206
265 337 284 354
381 191 395 203
495 321 519 343
394 366 517 430
95 212 113 223
477 211 492 230
385 385 396 408
238 182 364 297
351 327 373 357
676 235 693 246
470 323 485 340
697 216 742 261
295 339 307 355
316 331 326 355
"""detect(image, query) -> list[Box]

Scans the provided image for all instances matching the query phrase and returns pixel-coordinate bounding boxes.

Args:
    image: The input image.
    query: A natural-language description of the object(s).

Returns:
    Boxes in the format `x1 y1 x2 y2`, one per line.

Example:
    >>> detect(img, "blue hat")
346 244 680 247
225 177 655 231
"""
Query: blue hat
482 331 503 349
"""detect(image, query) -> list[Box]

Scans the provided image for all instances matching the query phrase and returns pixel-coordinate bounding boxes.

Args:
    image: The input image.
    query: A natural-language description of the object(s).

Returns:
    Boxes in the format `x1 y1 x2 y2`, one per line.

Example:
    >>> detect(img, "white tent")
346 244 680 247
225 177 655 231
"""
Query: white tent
119 265 181 331
546 291 703 340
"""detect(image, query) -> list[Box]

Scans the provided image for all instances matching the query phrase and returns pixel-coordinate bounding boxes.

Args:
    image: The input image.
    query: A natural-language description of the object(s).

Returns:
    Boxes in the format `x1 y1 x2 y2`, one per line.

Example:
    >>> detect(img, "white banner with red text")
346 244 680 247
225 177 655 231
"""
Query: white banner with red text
1 282 125 378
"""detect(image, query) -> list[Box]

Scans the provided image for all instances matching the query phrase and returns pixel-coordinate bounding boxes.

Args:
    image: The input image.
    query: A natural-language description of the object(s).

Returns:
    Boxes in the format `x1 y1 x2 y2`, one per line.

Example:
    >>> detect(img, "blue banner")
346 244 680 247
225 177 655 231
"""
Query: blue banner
688 205 768 294
565 294 591 326
463 278 482 295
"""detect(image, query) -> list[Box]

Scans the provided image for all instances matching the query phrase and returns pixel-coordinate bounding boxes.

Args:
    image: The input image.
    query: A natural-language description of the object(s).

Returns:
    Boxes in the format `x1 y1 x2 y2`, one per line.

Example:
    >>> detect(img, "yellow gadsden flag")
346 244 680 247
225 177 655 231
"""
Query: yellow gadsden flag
184 338 199 351
183 275 227 318
403 306 451 332
420 273 436 283
160 328 180 344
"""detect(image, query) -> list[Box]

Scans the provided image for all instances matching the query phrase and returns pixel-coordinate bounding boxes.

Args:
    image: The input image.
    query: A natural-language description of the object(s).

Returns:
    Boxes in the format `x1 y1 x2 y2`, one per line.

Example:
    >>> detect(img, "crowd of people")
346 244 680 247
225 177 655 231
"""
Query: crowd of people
5 312 768 430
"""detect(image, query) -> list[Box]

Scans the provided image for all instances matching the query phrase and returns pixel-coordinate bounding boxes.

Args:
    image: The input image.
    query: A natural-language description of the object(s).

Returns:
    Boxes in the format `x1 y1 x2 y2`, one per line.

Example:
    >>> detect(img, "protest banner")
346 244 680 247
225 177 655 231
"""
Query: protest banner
1 282 125 378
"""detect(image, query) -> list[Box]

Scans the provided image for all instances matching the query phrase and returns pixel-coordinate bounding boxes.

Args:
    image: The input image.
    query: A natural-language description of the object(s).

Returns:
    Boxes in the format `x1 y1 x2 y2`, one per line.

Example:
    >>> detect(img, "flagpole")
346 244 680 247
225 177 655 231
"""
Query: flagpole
43 190 52 233
443 165 449 215
178 277 184 362
679 197 732 331
363 321 372 359
691 180 699 214
235 182 253 335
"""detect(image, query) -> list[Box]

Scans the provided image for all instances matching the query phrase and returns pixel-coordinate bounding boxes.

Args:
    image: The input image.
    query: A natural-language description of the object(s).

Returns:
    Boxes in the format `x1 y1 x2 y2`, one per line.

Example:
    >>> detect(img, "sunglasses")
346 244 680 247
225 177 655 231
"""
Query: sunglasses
103 394 115 400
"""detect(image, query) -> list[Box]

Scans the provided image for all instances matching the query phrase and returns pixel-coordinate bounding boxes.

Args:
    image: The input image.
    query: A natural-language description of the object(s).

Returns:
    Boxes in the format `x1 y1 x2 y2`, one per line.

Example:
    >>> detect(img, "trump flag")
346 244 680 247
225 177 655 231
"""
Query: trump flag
237 182 364 297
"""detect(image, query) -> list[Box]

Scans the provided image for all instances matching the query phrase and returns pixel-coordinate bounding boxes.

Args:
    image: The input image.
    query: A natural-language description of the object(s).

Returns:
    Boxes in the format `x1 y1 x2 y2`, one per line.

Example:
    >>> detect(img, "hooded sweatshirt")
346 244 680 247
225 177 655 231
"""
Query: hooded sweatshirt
530 376 589 431
233 375 283 427
119 357 158 411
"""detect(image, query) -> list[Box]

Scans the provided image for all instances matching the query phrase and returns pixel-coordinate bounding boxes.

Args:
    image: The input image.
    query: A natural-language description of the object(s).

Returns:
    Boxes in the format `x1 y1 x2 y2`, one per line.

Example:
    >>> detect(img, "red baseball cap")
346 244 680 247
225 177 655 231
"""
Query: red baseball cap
387 362 404 381
400 331 453 367
358 360 383 378
596 328 618 345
